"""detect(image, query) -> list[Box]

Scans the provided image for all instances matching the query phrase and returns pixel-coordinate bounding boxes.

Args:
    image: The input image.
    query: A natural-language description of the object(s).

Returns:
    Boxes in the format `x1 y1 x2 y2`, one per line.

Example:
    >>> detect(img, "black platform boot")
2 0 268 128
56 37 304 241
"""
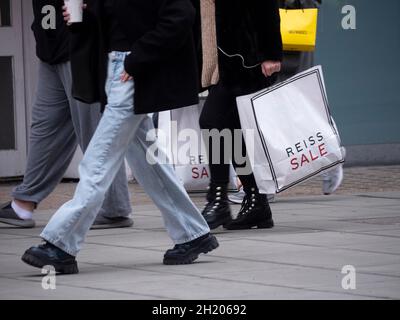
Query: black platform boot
225 188 274 230
201 183 232 230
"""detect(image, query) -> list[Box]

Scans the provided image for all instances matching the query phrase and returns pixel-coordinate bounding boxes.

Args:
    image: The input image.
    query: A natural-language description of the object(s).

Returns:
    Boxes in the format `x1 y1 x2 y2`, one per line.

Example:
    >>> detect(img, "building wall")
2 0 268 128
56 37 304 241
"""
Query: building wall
315 0 400 165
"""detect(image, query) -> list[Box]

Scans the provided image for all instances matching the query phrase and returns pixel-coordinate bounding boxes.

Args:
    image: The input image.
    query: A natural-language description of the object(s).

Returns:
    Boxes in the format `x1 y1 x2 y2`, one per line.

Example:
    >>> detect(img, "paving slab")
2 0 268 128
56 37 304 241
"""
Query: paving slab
0 166 400 300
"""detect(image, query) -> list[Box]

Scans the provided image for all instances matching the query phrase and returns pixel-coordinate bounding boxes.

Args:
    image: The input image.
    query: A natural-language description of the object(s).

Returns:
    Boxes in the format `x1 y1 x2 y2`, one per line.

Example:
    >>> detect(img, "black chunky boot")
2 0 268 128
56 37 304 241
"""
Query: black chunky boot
22 242 79 274
201 183 232 230
225 188 274 230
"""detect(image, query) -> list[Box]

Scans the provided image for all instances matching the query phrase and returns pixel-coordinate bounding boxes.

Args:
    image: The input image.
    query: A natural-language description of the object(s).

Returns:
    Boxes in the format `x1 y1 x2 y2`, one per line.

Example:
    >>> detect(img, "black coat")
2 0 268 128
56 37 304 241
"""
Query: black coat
192 0 283 95
31 0 69 65
69 0 199 114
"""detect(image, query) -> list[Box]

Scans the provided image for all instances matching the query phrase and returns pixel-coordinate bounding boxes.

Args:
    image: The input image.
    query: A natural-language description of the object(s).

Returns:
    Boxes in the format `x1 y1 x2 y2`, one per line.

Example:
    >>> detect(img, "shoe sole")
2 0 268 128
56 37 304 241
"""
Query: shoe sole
21 253 79 274
208 216 233 230
163 235 219 265
90 219 134 230
225 219 275 230
0 218 35 228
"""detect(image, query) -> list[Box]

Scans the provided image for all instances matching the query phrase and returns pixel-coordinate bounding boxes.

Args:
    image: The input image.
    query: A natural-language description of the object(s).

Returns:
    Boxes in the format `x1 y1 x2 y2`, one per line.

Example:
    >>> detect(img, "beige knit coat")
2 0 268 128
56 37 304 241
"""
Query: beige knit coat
200 0 220 88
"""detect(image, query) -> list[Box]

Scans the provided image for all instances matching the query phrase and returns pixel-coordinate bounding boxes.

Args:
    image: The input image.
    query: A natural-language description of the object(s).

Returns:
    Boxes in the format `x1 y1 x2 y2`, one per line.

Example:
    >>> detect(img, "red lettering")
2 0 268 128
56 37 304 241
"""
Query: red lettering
192 167 199 179
319 143 328 157
309 149 319 161
291 145 329 170
291 158 299 170
300 154 310 166
200 167 209 179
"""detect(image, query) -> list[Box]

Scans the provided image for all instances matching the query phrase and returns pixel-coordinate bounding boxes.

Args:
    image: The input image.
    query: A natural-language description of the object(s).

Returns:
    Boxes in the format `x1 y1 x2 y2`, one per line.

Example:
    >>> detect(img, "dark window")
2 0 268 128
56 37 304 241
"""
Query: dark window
0 0 11 27
0 56 15 150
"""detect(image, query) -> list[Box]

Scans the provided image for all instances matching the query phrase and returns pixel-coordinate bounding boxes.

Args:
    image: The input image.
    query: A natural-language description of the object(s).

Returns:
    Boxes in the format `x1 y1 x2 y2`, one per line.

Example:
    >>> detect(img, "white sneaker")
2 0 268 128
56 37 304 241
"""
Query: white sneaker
228 188 246 204
322 164 344 195
267 194 276 203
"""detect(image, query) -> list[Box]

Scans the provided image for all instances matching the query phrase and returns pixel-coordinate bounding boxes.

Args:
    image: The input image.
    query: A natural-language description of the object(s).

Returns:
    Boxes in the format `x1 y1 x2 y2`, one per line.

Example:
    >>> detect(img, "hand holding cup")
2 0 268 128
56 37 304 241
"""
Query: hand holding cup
63 0 87 25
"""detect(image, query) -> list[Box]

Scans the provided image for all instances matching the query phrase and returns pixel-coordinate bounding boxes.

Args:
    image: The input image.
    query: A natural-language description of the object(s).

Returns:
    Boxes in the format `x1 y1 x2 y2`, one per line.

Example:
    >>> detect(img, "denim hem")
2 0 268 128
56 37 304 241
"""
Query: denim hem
149 162 200 237
40 233 78 257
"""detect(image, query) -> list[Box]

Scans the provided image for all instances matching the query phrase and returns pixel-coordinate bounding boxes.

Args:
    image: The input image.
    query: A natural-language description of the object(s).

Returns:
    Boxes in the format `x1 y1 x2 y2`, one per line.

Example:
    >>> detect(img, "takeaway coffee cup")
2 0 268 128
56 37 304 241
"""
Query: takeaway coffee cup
64 0 83 23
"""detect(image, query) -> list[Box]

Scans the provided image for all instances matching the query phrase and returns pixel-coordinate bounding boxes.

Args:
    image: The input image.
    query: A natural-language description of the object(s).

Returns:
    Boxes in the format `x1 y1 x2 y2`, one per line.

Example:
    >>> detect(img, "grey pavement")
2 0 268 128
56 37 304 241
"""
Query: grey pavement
0 185 399 299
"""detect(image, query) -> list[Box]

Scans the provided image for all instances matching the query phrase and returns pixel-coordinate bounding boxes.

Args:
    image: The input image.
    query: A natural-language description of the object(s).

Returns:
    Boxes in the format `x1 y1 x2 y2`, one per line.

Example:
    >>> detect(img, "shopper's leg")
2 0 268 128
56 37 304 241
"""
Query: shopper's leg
198 84 240 228
228 104 259 192
40 53 143 255
199 84 235 185
12 62 78 205
56 62 132 219
322 119 345 195
125 115 210 244
225 100 274 230
39 52 209 256
40 97 140 255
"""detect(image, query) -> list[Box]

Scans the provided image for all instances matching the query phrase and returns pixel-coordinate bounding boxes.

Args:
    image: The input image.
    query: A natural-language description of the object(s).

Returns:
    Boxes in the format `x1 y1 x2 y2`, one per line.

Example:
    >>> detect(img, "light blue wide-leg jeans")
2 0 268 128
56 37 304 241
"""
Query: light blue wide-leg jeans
41 52 210 256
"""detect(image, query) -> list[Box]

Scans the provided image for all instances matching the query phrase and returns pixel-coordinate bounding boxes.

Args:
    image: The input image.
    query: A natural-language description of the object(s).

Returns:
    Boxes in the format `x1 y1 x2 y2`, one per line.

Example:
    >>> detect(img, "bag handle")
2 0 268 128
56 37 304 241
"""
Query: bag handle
284 0 305 12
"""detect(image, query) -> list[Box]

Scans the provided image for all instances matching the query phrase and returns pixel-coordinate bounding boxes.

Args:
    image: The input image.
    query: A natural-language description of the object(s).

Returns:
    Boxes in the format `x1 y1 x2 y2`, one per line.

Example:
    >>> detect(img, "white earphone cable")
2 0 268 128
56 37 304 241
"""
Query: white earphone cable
217 47 261 69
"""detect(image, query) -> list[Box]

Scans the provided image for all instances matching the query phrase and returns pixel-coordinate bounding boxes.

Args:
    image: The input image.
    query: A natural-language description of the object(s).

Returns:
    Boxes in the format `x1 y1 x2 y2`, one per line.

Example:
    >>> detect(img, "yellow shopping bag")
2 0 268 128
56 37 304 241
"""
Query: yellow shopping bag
279 8 318 52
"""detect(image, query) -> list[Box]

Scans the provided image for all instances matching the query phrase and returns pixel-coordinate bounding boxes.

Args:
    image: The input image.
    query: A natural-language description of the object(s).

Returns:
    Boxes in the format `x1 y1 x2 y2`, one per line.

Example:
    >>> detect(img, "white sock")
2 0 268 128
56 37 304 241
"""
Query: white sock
11 201 33 220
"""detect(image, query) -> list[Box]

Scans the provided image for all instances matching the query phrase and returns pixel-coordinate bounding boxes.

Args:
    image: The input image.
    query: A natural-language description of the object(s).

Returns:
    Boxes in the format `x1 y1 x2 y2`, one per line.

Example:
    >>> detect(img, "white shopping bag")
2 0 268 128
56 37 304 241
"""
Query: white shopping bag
236 66 345 194
158 103 238 192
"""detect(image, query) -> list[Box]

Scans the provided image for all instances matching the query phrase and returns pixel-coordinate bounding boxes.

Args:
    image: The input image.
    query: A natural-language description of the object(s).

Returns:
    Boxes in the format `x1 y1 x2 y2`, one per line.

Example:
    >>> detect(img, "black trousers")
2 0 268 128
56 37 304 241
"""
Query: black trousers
199 82 258 191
